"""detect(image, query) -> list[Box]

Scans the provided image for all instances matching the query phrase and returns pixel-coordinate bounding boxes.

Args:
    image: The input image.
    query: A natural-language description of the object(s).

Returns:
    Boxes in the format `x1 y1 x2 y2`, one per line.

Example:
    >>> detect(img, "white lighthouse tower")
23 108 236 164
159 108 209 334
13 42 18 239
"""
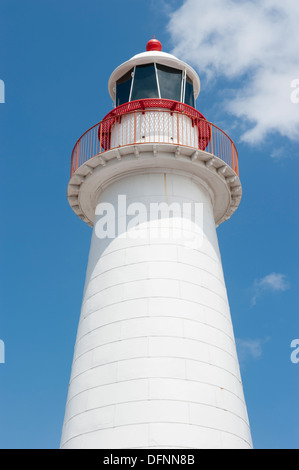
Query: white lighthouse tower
61 38 252 449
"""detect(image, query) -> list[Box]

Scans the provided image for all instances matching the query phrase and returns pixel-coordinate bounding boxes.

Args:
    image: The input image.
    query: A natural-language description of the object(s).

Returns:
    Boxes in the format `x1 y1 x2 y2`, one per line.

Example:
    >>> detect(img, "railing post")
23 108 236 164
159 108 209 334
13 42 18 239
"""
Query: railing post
134 111 137 144
231 141 235 173
71 151 74 178
99 122 103 154
235 148 239 176
76 142 80 172
210 123 214 155
177 112 179 144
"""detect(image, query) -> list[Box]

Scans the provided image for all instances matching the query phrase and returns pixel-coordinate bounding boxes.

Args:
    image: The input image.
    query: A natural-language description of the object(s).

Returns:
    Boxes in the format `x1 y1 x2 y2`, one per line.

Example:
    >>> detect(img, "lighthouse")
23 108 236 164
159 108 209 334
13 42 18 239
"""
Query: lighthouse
61 38 253 449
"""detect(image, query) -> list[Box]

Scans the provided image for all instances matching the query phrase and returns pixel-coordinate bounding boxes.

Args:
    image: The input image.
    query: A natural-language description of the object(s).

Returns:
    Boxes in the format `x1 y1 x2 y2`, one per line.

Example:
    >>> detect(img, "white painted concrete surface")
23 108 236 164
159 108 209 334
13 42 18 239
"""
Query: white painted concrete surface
68 143 242 228
60 172 252 449
110 111 199 148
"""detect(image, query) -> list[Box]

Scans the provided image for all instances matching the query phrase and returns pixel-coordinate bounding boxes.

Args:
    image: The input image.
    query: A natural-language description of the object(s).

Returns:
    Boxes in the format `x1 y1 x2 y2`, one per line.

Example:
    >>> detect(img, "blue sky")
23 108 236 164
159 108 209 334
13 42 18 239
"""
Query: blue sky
0 0 298 449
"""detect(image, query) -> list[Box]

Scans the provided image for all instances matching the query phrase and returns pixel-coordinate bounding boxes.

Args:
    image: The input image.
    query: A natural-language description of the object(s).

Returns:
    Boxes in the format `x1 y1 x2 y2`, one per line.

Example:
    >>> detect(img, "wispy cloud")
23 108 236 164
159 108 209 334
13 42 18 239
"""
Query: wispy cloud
251 272 290 306
236 337 269 364
270 147 286 160
167 0 299 144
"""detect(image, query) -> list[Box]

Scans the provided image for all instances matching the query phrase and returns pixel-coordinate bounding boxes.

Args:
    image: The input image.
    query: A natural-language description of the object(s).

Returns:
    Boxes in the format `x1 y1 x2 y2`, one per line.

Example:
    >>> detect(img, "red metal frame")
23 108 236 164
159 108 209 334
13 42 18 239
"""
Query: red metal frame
98 99 211 151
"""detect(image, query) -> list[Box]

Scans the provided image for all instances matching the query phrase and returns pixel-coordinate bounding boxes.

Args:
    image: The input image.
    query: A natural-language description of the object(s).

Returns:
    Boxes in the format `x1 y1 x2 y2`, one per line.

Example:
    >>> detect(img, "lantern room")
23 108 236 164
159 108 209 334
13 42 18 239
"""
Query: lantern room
108 38 201 109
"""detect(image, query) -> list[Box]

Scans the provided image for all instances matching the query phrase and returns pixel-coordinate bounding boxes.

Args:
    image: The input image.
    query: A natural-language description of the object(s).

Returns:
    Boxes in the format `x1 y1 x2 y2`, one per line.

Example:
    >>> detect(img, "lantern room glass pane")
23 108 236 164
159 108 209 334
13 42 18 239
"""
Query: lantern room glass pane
116 68 133 107
131 64 159 100
184 75 195 107
156 64 182 101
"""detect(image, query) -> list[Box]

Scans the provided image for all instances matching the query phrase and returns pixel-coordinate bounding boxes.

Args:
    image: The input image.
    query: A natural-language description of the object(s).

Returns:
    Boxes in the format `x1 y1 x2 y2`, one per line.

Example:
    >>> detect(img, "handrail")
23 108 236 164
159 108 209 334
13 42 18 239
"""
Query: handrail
70 103 239 178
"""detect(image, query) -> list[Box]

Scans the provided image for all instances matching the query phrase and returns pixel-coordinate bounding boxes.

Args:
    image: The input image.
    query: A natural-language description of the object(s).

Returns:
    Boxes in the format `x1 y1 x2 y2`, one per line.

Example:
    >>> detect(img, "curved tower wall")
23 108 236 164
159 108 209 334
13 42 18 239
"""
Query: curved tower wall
110 111 199 148
60 171 252 449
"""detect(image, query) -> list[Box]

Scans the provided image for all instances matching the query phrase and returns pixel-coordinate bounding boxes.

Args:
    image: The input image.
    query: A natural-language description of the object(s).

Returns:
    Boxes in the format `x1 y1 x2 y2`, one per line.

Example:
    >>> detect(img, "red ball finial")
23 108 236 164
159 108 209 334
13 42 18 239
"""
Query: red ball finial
146 36 162 52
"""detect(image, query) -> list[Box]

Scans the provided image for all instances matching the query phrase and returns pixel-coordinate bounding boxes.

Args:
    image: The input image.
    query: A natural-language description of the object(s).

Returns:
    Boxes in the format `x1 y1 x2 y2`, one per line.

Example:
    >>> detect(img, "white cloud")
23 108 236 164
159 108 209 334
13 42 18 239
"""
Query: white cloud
236 337 269 363
167 0 299 144
252 272 290 305
270 147 286 160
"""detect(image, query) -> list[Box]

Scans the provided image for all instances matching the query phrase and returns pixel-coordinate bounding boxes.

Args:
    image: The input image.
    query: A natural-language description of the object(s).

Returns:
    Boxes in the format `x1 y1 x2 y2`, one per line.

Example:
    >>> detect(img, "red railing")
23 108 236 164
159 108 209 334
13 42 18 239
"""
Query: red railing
70 101 239 177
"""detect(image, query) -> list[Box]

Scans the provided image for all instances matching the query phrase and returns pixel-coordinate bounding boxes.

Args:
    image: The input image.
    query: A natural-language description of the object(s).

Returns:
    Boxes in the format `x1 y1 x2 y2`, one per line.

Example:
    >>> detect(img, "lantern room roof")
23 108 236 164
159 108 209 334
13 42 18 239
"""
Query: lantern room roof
108 49 201 102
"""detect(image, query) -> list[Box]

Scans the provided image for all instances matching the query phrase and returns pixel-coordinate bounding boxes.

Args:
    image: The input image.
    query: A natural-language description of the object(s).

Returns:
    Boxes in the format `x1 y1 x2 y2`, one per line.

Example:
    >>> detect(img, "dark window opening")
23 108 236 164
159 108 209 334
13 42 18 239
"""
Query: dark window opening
131 64 159 101
156 64 182 101
184 75 195 107
116 68 133 107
